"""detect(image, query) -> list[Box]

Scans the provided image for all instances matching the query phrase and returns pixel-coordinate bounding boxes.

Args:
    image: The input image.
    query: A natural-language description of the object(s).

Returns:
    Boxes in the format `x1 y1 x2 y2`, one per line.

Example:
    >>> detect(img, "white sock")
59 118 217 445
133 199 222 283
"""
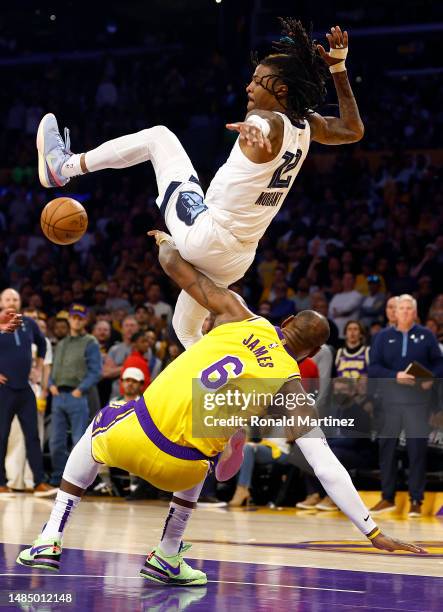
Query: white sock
159 503 192 556
295 428 377 535
158 477 206 556
61 154 84 178
41 490 81 539
173 290 209 348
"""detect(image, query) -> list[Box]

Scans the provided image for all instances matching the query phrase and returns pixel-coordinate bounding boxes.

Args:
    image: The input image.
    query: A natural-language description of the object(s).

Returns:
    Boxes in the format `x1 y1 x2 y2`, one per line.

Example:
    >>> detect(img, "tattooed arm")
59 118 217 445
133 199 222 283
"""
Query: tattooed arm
308 72 364 144
148 230 253 324
308 26 364 145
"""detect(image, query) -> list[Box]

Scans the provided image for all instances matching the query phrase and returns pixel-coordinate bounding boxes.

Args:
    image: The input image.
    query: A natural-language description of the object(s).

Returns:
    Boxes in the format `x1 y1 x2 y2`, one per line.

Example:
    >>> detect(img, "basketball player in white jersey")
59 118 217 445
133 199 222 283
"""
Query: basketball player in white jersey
37 21 362 348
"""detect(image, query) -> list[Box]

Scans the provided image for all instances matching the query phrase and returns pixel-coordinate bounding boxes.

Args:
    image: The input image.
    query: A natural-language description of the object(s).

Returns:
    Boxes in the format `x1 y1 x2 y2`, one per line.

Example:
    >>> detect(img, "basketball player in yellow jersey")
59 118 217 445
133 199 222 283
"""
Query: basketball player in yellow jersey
17 235 426 584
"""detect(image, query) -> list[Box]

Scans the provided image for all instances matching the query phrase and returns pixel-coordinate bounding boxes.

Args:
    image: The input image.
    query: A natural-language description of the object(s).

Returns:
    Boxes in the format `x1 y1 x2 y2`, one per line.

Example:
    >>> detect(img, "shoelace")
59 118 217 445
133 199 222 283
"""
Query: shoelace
63 127 71 154
177 542 192 561
55 126 71 155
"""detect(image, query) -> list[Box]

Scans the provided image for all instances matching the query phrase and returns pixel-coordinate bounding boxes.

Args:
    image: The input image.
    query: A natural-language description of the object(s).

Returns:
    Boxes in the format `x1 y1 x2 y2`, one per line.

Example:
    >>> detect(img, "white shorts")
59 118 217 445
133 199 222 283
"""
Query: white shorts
161 181 256 287
150 127 256 287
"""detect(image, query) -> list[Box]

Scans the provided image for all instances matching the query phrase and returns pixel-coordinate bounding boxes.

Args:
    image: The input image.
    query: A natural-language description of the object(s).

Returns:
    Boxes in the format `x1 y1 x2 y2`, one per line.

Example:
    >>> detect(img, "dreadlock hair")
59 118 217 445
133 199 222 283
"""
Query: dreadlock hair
253 18 328 122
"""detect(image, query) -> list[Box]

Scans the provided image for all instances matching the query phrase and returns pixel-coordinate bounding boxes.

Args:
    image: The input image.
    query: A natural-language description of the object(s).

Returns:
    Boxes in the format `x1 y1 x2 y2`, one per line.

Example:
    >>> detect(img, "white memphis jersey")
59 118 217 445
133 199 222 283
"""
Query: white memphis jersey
205 112 310 243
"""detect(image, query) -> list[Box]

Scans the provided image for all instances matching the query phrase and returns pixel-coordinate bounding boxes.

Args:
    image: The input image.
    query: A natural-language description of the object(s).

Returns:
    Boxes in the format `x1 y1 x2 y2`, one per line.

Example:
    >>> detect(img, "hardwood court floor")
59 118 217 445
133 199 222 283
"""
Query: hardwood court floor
1 496 442 611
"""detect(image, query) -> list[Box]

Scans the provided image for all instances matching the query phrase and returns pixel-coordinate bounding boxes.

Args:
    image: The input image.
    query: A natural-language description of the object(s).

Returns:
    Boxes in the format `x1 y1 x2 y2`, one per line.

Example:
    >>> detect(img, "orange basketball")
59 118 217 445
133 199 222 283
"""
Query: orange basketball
40 197 88 245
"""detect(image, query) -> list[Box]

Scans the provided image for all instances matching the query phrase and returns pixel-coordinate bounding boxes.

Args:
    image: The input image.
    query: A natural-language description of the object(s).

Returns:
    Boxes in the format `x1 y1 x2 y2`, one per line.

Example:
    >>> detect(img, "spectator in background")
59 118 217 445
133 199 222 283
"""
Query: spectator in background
93 366 147 498
257 249 278 289
52 317 70 346
93 320 113 405
291 277 312 312
103 315 139 398
389 257 417 295
311 293 340 349
359 275 386 329
368 294 443 518
299 357 319 394
335 321 370 379
91 285 108 312
146 329 163 380
120 332 151 393
93 320 113 355
416 276 434 323
145 283 173 323
134 305 150 332
425 318 443 354
369 321 383 340
229 437 291 507
49 304 102 486
6 308 53 491
385 296 398 327
0 288 56 498
411 243 440 288
95 307 121 345
328 273 363 338
268 283 295 324
162 342 183 368
106 279 131 312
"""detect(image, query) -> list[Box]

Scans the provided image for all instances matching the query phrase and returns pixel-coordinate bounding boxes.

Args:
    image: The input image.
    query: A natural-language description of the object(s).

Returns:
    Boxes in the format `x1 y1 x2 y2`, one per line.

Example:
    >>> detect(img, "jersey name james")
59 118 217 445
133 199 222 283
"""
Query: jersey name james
242 332 274 367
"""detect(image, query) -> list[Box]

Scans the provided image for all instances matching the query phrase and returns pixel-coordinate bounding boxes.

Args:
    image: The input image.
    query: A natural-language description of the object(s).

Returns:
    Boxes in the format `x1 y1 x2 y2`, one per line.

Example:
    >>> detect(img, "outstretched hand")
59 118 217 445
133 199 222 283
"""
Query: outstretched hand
147 229 175 248
371 532 427 554
317 25 349 67
0 309 22 333
226 122 272 153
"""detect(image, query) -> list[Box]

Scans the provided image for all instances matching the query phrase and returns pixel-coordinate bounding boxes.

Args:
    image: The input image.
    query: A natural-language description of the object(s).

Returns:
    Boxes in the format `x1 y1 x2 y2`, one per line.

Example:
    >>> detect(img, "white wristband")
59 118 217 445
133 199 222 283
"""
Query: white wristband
246 115 271 138
330 61 346 74
328 46 348 74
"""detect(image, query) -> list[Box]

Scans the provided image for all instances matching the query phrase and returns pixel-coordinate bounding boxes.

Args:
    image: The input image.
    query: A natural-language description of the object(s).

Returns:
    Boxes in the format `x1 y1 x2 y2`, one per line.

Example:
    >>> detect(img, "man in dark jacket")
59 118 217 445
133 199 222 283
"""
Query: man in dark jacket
368 294 443 517
0 288 56 498
49 304 102 485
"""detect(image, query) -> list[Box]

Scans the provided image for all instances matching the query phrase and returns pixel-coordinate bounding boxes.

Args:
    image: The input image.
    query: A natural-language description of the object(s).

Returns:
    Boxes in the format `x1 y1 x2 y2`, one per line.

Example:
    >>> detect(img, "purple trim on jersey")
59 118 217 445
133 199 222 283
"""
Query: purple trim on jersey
92 401 134 437
133 396 218 462
274 326 298 361
59 499 74 533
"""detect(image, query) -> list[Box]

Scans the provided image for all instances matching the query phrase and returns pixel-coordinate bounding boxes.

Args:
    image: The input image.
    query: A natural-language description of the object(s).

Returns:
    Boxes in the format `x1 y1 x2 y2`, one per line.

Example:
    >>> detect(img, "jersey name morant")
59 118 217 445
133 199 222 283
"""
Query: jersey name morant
205 112 311 243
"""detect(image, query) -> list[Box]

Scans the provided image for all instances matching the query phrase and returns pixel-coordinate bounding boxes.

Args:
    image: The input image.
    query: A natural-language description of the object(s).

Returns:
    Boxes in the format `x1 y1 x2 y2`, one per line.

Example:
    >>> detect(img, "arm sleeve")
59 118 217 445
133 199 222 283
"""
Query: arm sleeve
314 346 333 409
368 333 397 378
296 429 377 536
78 340 102 393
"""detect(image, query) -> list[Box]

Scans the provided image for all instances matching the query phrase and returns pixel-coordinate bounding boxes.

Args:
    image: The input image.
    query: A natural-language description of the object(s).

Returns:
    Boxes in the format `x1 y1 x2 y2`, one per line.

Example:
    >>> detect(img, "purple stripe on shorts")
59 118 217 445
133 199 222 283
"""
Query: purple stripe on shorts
133 397 216 462
58 499 73 533
92 401 134 436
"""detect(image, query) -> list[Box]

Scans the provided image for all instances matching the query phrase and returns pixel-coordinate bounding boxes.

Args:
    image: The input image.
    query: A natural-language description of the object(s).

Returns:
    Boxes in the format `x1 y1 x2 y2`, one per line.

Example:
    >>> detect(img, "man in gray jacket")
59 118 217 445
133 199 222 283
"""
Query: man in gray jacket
49 304 102 485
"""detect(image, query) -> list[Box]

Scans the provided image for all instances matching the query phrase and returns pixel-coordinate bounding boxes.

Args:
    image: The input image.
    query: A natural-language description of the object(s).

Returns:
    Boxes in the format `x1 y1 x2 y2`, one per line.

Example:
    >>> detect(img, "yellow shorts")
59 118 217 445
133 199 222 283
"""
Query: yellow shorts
91 401 209 492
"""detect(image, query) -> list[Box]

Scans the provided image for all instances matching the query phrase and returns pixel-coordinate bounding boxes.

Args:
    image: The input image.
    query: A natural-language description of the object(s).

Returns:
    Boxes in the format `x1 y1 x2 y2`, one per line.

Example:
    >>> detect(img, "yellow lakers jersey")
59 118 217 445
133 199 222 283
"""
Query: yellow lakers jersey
143 316 300 456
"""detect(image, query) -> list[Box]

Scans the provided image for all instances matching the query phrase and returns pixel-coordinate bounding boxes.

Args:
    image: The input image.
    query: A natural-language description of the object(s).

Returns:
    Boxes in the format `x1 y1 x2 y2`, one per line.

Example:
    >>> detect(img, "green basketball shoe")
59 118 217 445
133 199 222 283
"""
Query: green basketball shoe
140 543 207 586
16 535 62 572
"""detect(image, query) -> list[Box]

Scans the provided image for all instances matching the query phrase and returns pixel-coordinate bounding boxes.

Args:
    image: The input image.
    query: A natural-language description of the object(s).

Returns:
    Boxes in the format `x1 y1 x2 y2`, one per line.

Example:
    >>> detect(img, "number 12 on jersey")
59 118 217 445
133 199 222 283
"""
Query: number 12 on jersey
268 149 302 189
